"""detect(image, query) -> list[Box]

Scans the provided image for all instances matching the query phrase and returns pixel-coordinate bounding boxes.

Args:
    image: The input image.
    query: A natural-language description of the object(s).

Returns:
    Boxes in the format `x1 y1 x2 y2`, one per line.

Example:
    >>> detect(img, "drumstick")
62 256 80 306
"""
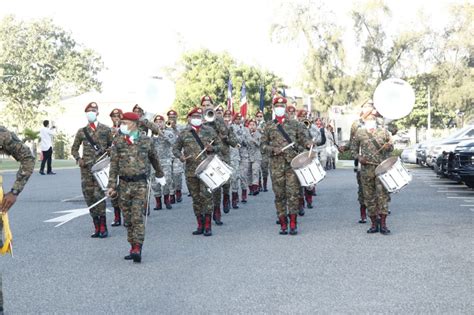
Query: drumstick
281 142 294 152
308 144 313 158
195 140 215 160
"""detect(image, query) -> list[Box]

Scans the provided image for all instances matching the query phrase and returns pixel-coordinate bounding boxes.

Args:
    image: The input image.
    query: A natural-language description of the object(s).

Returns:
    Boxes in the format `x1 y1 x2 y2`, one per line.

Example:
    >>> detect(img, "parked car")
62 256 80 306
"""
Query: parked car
401 143 420 164
427 125 474 169
452 139 474 188
435 137 474 176
416 141 430 166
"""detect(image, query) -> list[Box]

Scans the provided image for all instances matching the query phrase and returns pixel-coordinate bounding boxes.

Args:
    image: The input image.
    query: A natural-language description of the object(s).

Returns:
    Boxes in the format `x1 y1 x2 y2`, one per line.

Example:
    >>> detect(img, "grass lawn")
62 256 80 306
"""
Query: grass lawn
0 159 77 171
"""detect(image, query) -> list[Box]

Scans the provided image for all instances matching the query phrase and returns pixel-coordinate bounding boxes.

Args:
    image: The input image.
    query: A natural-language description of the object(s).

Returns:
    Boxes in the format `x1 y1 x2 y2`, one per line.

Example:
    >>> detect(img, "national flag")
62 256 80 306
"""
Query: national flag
227 78 233 114
259 85 264 113
281 87 286 97
240 81 248 118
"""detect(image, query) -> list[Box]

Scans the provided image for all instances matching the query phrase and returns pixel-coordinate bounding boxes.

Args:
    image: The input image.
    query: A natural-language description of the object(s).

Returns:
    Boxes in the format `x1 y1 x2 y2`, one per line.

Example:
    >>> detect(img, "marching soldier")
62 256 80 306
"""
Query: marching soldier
0 125 35 315
109 108 123 226
71 102 113 238
167 109 184 204
132 104 161 136
256 110 269 192
173 107 220 236
200 96 237 225
107 112 164 263
261 97 312 235
227 111 241 209
339 101 372 224
151 115 176 210
287 103 297 120
247 119 262 195
351 102 393 234
230 113 251 204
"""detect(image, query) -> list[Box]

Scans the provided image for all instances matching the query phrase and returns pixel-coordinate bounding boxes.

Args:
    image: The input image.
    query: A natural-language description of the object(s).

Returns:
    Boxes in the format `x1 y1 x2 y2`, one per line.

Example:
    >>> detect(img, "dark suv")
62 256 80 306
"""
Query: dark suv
451 139 474 188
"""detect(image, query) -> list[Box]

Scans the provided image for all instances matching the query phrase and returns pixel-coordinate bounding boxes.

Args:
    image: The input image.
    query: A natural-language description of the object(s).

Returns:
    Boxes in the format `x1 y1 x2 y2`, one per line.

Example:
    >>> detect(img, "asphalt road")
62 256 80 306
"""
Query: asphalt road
0 164 472 314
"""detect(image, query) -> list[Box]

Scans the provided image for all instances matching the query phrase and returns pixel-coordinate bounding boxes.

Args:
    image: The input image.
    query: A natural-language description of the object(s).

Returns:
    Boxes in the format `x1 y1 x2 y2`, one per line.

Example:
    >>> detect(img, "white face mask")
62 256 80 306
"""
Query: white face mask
274 107 286 117
120 124 130 135
190 118 202 127
86 112 97 123
365 120 376 130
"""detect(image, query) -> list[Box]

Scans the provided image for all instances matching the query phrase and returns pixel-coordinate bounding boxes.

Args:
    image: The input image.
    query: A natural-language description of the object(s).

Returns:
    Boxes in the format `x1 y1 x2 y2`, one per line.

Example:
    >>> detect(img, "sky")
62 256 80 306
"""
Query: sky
0 0 460 108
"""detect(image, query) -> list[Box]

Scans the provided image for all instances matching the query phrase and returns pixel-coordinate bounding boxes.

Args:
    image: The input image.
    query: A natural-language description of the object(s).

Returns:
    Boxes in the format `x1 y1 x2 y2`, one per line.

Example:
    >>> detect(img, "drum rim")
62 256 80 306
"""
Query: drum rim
375 156 400 175
195 155 215 175
291 151 318 168
91 157 111 172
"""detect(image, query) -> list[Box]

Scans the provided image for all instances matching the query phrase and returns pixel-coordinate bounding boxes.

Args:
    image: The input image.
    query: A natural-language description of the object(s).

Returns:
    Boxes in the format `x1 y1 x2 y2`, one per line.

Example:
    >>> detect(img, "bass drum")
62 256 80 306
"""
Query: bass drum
373 78 415 120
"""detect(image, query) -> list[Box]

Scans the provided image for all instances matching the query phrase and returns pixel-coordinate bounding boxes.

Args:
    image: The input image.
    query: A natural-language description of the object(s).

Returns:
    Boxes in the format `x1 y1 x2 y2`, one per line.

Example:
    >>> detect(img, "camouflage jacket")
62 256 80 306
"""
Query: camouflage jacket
152 128 176 165
247 130 262 162
346 119 363 153
351 120 393 165
204 117 237 159
173 125 220 177
71 123 113 166
230 124 251 161
0 126 35 194
108 134 164 189
261 118 311 164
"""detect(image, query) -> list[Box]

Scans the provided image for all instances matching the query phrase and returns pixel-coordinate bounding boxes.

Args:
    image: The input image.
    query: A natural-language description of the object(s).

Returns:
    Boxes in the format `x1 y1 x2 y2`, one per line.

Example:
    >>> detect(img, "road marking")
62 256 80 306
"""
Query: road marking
429 184 464 187
447 196 474 199
61 195 84 202
460 205 474 207
45 208 112 227
437 190 473 193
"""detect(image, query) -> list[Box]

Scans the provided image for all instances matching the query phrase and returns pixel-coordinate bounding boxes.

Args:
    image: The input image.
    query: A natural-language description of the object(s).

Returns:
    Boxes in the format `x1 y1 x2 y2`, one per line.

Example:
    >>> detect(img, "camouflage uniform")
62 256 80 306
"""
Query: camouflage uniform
108 133 163 247
257 121 270 191
110 126 122 223
151 128 176 202
71 123 112 218
170 125 185 201
0 126 35 313
248 130 262 187
261 118 310 221
346 119 365 207
173 125 220 217
230 124 251 191
351 120 393 230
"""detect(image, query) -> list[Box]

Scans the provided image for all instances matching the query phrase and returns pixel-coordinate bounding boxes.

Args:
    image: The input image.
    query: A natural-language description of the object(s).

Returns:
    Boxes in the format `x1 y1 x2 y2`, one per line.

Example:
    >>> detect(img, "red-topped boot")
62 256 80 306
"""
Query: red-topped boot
298 197 305 216
359 205 367 223
99 215 108 238
241 189 247 203
91 217 100 238
130 243 142 263
192 215 204 235
176 190 182 203
263 177 268 192
170 194 176 204
379 214 391 235
305 190 313 209
111 207 121 226
232 192 239 209
367 215 379 233
213 206 223 225
279 215 288 235
203 214 212 236
164 194 172 209
289 214 298 235
223 193 230 213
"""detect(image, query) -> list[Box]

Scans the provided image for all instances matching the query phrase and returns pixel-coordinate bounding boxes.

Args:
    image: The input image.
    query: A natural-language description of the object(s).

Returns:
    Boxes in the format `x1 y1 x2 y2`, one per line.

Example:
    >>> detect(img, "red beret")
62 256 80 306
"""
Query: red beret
233 113 242 121
286 105 296 112
153 114 164 122
201 95 213 106
167 109 177 116
247 118 257 124
85 102 98 112
187 107 203 117
297 109 308 118
110 108 123 117
122 112 139 121
132 104 143 112
272 97 287 106
255 110 263 116
224 109 232 116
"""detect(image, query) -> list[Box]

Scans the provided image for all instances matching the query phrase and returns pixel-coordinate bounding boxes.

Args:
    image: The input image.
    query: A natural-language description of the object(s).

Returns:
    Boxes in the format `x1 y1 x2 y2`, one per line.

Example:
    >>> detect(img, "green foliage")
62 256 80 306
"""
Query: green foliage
21 128 40 142
0 15 104 130
53 131 70 159
338 150 353 160
171 49 282 121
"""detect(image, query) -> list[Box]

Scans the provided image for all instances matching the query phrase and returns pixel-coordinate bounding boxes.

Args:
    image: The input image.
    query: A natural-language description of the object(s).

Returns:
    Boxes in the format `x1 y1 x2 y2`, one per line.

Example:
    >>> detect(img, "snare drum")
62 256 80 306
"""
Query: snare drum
291 152 326 186
375 156 412 193
195 155 233 191
91 157 110 191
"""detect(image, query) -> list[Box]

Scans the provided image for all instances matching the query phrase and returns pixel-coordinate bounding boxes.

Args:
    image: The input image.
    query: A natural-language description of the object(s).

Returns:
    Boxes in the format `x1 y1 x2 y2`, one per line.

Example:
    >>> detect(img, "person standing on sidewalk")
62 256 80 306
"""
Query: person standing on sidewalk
39 120 56 175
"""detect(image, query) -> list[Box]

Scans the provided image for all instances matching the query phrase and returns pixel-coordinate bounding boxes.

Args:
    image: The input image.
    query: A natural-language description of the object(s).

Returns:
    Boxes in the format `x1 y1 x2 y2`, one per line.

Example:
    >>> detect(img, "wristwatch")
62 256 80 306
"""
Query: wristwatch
10 188 20 196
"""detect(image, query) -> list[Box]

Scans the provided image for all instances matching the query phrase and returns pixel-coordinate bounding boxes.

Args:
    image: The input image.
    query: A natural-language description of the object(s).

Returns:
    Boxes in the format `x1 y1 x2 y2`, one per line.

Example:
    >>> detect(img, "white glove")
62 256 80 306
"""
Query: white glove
156 177 166 186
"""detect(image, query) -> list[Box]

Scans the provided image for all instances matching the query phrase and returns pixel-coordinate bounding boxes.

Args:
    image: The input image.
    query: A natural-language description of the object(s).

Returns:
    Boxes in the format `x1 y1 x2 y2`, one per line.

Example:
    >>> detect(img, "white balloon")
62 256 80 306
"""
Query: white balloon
373 78 415 120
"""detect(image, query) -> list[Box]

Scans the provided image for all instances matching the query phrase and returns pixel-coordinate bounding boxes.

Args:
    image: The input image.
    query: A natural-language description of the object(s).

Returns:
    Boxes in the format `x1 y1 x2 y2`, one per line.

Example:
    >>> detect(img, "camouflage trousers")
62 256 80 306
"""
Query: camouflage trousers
248 160 261 186
356 171 365 206
230 158 242 192
260 155 269 178
239 160 249 189
118 180 147 245
152 163 173 196
360 165 390 216
270 157 300 217
186 176 212 216
172 159 184 191
80 166 106 217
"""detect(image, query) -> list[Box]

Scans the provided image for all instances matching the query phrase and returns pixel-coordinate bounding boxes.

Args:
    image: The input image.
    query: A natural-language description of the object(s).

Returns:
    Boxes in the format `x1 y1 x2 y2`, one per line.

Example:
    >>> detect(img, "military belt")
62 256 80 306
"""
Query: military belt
119 174 147 182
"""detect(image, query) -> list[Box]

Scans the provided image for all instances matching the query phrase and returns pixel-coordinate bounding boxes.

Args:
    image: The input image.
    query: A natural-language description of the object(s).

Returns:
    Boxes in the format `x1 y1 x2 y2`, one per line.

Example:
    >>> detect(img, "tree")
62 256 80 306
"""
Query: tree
352 0 426 84
170 49 283 120
0 15 104 130
270 0 364 111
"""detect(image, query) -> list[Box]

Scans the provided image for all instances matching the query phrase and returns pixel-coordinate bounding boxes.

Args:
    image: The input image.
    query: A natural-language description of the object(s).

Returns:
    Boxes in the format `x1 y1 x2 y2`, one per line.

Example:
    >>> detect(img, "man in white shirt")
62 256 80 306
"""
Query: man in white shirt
39 120 56 175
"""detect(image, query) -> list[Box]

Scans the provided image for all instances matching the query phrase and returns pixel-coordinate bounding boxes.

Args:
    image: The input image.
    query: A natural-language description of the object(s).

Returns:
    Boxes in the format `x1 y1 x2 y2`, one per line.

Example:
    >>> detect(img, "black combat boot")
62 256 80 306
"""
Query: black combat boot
130 243 142 263
124 243 134 260
379 214 391 235
111 207 121 226
279 216 288 235
98 215 108 238
203 214 212 236
358 205 367 224
289 214 298 235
